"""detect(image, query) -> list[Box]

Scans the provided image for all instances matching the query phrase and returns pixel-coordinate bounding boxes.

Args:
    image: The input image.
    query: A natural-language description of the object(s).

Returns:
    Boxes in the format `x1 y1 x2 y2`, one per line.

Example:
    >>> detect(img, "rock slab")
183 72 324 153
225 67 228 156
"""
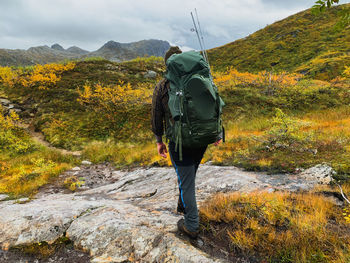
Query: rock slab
0 165 329 262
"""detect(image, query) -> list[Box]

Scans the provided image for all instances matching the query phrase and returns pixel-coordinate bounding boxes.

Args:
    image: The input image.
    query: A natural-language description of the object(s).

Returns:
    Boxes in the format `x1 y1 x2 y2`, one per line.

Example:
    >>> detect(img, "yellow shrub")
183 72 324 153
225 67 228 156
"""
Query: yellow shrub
0 109 34 154
77 81 152 137
19 62 75 90
344 66 350 78
0 62 75 90
214 67 301 90
0 66 18 86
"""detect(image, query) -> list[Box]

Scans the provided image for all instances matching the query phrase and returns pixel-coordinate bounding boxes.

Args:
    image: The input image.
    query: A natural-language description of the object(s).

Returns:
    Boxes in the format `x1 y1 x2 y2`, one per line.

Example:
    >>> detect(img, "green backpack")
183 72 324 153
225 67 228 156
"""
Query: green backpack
165 50 225 160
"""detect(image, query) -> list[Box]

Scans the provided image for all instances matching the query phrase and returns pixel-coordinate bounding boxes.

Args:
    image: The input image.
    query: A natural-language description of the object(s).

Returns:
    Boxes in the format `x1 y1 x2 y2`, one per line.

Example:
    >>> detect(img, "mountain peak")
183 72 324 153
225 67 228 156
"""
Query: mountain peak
101 41 122 50
51 43 65 51
66 46 89 55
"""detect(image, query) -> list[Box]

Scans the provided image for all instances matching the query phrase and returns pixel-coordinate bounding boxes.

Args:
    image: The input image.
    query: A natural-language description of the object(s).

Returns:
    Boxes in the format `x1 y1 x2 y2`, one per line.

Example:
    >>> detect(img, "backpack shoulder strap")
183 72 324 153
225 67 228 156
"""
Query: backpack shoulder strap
165 80 170 91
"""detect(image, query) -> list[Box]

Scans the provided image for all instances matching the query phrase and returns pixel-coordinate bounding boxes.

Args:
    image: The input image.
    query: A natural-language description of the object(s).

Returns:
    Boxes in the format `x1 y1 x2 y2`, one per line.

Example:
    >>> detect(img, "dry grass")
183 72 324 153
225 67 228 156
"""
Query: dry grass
200 185 350 262
0 147 76 197
203 104 350 175
81 139 172 168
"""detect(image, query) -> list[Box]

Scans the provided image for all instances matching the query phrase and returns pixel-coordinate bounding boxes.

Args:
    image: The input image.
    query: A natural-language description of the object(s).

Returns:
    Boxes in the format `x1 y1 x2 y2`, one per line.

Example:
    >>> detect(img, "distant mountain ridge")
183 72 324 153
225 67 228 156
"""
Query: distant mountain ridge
0 39 170 66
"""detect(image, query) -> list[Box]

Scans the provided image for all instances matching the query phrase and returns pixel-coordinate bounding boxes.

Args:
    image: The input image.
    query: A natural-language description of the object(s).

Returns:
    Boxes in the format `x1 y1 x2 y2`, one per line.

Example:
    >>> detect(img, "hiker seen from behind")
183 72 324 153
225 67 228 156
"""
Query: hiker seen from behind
151 46 225 239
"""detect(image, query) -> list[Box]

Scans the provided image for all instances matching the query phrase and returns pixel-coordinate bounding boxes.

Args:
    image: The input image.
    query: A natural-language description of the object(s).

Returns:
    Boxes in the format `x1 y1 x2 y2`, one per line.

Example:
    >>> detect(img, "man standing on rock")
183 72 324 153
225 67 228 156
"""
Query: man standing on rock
151 46 224 239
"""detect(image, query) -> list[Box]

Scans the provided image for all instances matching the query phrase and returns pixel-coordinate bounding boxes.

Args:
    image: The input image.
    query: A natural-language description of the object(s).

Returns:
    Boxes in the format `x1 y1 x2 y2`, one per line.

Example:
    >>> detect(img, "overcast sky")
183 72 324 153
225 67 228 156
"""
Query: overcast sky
0 0 348 51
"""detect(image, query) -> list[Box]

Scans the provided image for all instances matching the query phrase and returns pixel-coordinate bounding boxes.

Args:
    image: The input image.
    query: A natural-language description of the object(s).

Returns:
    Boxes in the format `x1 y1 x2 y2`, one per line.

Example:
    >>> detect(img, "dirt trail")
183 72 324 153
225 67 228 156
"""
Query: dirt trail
18 122 81 156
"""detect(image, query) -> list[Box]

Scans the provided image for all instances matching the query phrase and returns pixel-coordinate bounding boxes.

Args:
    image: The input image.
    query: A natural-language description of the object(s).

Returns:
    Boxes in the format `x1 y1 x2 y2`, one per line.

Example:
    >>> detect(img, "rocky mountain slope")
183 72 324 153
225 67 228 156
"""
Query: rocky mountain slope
0 39 170 66
89 40 170 62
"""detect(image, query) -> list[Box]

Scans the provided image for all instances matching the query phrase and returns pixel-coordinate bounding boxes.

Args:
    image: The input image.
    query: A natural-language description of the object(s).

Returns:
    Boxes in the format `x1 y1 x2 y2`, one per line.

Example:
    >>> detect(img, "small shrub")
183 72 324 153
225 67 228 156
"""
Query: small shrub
16 62 76 90
265 108 315 152
77 81 152 139
63 176 85 192
0 108 35 154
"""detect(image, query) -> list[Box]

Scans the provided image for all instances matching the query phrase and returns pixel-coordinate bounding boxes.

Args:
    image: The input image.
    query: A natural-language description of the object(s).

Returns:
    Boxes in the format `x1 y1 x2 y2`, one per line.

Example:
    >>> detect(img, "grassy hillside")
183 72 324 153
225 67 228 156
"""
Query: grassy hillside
1 58 163 149
208 4 350 80
0 57 165 196
0 58 349 198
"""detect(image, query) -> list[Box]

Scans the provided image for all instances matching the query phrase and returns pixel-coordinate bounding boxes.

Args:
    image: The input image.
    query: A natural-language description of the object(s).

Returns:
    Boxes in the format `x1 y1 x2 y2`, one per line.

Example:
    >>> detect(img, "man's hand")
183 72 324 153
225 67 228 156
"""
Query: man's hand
214 139 222 146
157 142 168 158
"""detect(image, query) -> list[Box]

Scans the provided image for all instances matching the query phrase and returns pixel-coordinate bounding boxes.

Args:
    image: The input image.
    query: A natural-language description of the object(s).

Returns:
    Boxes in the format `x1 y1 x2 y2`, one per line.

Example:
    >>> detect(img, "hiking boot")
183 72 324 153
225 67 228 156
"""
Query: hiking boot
177 219 199 239
177 197 185 214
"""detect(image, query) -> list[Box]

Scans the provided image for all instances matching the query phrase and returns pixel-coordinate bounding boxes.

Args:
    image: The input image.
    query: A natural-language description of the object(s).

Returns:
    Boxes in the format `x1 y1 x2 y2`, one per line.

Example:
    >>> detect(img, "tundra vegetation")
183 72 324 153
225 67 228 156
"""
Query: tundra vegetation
0 4 349 262
0 55 349 262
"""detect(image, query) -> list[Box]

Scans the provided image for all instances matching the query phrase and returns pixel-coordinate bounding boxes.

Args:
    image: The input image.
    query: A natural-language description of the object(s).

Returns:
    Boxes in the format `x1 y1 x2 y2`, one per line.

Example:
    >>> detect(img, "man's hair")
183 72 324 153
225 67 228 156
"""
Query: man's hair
164 46 182 64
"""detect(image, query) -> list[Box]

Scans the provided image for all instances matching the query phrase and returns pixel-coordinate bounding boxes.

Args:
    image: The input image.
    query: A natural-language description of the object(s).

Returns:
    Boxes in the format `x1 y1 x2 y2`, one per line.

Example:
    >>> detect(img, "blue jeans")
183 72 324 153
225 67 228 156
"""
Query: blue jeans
168 141 207 232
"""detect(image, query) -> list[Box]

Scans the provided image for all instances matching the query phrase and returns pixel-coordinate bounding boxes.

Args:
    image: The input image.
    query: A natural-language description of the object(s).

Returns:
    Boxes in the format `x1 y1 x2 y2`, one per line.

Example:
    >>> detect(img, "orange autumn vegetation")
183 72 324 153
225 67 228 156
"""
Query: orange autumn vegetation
19 62 75 90
344 66 350 78
1 59 350 175
78 81 151 107
80 65 350 172
82 139 171 168
199 66 350 173
200 187 350 262
0 66 18 87
214 67 301 89
77 81 152 139
0 62 75 90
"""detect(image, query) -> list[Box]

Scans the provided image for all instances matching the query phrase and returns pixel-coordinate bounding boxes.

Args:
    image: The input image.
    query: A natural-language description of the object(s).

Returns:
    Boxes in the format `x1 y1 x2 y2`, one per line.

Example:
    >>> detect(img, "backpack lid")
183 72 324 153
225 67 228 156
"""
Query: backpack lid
165 51 209 79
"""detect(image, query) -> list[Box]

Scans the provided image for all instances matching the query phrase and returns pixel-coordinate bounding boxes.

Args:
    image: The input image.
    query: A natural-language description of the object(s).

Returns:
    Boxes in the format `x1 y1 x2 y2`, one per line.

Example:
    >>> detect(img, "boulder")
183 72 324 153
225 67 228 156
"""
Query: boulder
0 195 8 201
143 70 157 79
16 198 30 203
298 164 335 184
9 108 22 114
0 99 10 106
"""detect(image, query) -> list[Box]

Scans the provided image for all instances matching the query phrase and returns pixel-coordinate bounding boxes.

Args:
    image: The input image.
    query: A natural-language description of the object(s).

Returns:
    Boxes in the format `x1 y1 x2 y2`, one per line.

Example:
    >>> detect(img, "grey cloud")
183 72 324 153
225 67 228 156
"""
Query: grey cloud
0 0 349 51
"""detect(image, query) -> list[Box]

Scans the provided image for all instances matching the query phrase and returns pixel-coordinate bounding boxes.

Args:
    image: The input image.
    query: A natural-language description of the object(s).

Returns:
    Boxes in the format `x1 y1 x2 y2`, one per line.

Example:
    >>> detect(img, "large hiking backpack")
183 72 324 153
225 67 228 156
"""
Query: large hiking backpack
165 50 225 160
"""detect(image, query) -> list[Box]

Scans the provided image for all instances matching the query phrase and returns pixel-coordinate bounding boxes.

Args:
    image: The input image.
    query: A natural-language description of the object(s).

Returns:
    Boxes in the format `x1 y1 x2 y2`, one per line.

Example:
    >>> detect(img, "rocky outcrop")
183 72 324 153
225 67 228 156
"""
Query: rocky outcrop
0 195 8 201
298 164 335 184
143 70 157 79
0 164 331 262
0 97 35 117
0 97 22 114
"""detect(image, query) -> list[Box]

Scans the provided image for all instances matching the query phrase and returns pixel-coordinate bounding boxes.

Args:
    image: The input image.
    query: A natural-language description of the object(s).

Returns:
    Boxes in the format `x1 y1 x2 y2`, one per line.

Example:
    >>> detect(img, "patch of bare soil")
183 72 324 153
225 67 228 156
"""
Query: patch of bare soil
192 222 260 263
36 163 119 197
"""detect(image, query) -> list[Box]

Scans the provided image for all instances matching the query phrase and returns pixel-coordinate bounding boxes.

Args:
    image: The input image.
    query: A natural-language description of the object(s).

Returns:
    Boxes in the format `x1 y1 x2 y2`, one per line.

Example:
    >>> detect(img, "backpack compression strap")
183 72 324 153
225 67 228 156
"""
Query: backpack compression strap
174 90 184 161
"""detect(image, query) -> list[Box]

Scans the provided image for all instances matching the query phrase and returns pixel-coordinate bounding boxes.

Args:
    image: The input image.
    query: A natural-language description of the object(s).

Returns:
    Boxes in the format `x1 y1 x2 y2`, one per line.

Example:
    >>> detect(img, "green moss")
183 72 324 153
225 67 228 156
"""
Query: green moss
10 236 73 259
